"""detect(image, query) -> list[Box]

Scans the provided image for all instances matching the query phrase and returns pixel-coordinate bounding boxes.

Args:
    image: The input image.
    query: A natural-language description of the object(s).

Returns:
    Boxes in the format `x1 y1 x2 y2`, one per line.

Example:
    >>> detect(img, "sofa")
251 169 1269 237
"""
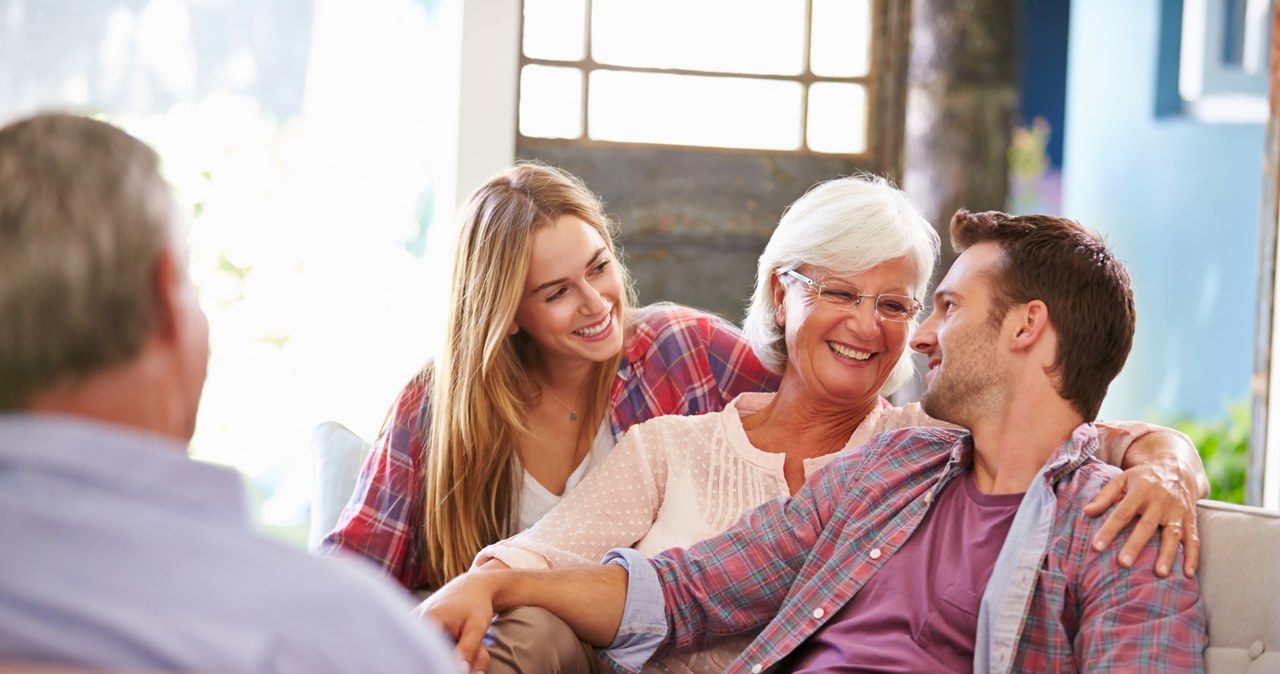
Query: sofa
1197 500 1280 672
309 422 1280 673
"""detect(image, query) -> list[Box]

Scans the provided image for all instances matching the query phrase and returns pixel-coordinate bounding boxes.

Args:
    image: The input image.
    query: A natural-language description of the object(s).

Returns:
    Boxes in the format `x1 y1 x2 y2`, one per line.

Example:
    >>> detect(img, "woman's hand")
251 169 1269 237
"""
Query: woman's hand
1083 433 1204 577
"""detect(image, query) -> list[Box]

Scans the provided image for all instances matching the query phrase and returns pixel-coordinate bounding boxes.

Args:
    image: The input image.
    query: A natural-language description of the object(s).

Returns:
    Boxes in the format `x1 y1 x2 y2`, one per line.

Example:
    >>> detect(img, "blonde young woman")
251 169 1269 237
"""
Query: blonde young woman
462 174 1209 674
319 163 779 591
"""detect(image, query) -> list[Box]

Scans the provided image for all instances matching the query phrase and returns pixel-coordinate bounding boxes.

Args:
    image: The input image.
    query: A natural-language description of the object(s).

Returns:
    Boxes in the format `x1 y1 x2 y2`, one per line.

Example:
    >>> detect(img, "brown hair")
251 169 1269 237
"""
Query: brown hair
0 113 177 409
949 209 1135 420
421 161 636 588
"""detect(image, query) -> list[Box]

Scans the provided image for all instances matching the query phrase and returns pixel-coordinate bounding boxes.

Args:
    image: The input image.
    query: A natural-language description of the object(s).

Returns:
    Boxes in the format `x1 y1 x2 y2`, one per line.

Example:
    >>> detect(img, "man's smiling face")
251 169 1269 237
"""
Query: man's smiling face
912 242 1009 428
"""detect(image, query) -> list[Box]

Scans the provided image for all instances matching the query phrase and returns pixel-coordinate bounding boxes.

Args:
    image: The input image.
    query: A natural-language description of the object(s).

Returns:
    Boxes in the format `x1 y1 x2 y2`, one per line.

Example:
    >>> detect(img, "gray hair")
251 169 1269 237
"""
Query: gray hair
742 173 940 395
0 113 180 409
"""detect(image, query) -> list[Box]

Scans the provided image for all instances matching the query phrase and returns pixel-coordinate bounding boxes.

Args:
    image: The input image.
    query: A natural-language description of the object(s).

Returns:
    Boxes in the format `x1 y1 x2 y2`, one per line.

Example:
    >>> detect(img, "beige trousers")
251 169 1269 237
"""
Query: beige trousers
485 606 606 674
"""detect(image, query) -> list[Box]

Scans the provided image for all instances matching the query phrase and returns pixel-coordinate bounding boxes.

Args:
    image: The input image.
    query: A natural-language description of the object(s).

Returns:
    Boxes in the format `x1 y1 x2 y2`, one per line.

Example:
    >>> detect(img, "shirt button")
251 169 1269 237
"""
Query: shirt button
869 548 882 560
923 491 933 504
812 607 825 619
751 665 764 674
1249 640 1265 659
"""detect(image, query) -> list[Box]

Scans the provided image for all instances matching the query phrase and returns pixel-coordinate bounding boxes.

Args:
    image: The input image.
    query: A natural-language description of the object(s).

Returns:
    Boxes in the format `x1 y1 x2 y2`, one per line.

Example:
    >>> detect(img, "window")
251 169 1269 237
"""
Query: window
518 0 876 155
1178 0 1270 121
512 1 908 322
2 0 456 544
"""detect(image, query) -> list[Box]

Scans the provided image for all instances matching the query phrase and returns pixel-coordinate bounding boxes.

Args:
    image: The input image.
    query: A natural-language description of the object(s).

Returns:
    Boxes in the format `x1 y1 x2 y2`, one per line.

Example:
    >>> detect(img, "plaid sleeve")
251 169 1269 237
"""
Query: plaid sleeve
1070 512 1207 672
645 460 841 658
317 377 430 590
698 311 782 402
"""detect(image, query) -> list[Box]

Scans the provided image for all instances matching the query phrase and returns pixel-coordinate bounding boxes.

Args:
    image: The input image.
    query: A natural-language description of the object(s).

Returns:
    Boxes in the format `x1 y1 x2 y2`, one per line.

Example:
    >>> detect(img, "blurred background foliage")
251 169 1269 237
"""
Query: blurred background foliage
1166 401 1250 504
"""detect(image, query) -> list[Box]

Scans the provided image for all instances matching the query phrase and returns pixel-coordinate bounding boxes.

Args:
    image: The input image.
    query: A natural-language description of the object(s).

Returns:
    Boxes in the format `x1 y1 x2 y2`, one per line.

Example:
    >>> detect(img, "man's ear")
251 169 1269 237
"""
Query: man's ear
1009 299 1051 352
151 246 183 343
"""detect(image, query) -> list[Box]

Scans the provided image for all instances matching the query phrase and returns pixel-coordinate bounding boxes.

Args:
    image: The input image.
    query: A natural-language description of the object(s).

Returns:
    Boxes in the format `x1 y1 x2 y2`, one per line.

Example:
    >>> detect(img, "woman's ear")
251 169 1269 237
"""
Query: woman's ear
770 272 787 328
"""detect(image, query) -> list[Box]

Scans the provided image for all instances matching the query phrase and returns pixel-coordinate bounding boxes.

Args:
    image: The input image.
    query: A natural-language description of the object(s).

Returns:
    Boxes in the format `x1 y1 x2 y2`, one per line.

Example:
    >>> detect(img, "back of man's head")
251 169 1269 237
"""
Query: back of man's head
0 113 179 410
949 209 1135 421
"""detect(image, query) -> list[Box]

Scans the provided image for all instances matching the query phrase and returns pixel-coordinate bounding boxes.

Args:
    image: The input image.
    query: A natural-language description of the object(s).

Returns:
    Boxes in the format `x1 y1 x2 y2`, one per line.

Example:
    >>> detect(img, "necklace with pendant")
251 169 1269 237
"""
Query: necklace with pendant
543 388 579 423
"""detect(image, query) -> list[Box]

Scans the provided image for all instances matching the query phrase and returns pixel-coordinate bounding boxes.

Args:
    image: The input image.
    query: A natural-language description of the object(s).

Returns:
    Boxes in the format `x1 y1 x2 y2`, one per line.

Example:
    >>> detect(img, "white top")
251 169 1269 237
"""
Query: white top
479 393 1141 673
517 418 616 532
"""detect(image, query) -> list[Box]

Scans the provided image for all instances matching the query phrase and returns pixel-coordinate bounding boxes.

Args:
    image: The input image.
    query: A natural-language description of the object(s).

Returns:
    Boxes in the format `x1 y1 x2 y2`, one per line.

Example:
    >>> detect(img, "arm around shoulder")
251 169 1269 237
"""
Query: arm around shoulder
1087 421 1208 576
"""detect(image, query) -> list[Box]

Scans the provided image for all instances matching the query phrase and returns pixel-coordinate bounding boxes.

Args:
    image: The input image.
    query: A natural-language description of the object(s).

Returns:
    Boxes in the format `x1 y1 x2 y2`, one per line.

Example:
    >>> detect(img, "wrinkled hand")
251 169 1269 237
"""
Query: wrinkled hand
414 573 499 674
1083 459 1200 577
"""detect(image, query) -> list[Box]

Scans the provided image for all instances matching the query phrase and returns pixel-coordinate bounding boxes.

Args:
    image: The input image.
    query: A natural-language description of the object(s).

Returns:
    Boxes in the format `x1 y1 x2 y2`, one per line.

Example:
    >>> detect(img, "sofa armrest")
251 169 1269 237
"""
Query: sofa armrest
1197 499 1280 672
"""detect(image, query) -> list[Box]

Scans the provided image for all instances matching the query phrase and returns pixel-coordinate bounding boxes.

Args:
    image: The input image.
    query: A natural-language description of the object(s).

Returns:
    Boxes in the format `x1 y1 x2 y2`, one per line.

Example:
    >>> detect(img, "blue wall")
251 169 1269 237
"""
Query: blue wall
1019 0 1071 167
1063 0 1264 421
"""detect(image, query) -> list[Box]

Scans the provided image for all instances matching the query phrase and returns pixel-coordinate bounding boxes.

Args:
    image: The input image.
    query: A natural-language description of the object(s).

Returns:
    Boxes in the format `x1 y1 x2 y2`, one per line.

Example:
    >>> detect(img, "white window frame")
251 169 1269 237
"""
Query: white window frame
1180 0 1270 122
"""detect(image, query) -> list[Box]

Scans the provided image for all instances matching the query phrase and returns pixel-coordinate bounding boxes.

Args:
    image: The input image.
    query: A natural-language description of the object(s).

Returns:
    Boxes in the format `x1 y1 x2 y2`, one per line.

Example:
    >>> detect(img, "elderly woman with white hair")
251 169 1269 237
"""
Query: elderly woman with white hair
467 174 1207 674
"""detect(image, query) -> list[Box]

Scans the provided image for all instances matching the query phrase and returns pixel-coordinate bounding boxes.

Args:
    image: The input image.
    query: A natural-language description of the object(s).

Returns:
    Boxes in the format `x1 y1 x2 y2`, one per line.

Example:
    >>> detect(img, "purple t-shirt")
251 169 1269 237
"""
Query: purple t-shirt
783 469 1021 673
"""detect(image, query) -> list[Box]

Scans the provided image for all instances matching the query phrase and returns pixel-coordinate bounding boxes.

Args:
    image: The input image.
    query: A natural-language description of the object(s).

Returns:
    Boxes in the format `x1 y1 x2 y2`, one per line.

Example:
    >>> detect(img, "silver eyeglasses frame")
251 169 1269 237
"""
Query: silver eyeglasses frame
780 269 923 322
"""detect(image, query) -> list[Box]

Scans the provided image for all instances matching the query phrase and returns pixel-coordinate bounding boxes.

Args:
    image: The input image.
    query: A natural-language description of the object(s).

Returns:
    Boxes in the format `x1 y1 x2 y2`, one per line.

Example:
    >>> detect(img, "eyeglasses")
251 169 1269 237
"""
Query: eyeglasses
781 269 922 322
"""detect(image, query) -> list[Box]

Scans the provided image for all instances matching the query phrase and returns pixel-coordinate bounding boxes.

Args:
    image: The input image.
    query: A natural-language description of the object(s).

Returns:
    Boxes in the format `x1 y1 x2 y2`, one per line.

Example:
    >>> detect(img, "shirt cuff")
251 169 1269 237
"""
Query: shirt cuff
473 543 550 571
599 548 668 673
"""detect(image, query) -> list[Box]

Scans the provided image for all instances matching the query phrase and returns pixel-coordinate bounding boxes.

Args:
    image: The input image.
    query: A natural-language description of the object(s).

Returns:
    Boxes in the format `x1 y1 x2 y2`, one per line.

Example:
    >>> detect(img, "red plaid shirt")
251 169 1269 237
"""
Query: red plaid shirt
604 425 1205 673
318 304 780 589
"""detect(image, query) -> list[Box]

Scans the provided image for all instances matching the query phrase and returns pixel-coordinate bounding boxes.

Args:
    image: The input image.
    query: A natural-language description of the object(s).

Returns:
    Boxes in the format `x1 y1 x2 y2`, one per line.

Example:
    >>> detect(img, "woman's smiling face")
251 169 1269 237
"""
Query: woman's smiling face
773 256 917 409
513 214 626 366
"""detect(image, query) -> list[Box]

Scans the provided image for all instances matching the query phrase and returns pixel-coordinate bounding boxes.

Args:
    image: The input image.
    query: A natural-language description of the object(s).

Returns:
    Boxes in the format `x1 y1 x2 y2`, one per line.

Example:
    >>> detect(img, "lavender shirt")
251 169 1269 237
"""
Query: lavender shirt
0 414 458 673
783 470 1021 673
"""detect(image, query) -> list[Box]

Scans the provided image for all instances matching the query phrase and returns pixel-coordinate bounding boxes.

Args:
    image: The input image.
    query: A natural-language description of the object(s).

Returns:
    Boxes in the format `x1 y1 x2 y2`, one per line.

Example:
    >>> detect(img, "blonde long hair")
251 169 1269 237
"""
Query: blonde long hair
422 162 634 587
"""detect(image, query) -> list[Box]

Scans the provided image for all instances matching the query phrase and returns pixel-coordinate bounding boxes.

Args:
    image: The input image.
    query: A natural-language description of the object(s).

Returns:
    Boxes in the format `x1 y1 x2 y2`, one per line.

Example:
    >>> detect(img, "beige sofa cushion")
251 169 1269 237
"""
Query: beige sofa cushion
1198 500 1280 673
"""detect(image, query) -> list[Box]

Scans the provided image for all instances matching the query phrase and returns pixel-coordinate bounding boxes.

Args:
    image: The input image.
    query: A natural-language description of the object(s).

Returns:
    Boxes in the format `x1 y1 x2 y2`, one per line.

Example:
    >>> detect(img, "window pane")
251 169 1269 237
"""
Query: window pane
589 70 802 150
520 65 583 139
810 0 872 77
523 0 586 61
592 0 805 75
807 82 867 154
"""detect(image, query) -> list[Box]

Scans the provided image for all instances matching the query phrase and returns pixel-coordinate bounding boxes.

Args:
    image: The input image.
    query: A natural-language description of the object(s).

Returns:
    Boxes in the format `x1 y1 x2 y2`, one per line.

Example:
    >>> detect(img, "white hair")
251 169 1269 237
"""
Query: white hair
742 173 940 396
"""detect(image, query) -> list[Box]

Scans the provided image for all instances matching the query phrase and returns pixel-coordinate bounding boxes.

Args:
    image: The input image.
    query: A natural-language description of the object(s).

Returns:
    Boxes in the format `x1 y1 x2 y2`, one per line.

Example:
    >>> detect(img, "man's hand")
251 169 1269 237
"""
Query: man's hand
415 571 501 674
1083 450 1202 577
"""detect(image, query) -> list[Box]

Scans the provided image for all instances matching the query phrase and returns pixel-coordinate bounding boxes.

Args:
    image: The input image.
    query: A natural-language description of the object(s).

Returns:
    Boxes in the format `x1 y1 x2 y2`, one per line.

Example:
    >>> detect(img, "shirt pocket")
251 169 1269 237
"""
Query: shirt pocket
913 582 984 658
941 583 983 617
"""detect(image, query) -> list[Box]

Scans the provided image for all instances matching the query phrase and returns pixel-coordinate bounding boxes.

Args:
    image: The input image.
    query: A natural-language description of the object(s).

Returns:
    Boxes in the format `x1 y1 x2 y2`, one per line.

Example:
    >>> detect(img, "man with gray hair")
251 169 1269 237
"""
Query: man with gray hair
0 112 457 673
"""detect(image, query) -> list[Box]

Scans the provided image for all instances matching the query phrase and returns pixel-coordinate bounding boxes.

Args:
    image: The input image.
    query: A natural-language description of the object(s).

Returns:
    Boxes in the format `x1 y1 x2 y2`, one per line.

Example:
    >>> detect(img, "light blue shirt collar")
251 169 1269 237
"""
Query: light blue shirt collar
0 413 249 525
